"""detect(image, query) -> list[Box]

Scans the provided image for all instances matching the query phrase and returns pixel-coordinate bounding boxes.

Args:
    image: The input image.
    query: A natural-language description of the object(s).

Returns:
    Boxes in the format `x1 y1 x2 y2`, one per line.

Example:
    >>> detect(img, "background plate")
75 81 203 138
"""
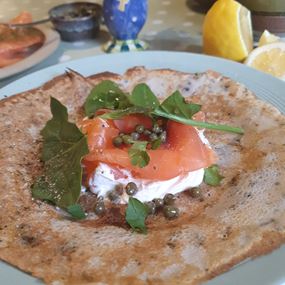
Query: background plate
0 51 284 285
0 27 60 80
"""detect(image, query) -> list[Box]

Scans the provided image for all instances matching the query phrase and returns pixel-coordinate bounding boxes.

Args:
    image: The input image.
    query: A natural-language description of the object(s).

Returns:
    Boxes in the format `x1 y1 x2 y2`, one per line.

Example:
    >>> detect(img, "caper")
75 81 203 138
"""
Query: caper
112 136 123 147
94 201 105 216
152 123 162 134
153 198 164 208
122 135 132 145
125 182 138 196
149 133 158 142
189 187 201 198
108 191 120 203
160 131 167 143
143 129 152 136
119 132 125 137
145 201 156 215
163 206 179 219
131 132 140 141
163 193 175 205
135 124 145 134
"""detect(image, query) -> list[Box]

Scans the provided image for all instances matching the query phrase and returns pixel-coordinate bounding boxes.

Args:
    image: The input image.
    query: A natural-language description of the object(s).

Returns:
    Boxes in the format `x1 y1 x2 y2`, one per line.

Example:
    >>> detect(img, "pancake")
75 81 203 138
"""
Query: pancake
0 67 284 284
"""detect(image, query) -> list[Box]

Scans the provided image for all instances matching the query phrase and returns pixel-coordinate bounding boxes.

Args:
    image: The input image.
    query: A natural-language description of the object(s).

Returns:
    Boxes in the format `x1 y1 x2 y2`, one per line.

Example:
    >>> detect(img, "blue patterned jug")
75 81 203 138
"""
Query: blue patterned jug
103 0 148 53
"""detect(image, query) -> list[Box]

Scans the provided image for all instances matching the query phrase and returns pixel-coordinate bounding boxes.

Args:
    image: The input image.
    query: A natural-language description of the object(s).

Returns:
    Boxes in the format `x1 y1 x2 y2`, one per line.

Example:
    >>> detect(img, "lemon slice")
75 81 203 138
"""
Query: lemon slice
245 42 285 80
203 0 253 61
258 30 280 47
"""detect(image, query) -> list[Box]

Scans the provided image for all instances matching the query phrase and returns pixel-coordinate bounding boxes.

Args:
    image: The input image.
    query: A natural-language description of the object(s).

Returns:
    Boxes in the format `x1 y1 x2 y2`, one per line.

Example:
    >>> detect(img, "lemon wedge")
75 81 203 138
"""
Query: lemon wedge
203 0 253 61
258 30 280 47
245 42 285 80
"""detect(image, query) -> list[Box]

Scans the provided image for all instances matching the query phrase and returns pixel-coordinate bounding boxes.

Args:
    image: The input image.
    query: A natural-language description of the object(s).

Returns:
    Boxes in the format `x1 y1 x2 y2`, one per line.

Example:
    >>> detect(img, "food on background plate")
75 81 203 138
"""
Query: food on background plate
0 67 285 284
0 12 45 68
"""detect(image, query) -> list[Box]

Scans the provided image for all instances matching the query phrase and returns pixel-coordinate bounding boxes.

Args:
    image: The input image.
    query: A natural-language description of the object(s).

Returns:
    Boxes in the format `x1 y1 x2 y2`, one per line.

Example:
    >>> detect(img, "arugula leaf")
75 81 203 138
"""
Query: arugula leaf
126 197 149 234
130 83 160 110
67 204 86 220
84 80 131 117
151 138 162 150
158 90 201 119
204 165 224 186
100 106 147 120
128 141 150 168
32 97 89 209
154 108 244 134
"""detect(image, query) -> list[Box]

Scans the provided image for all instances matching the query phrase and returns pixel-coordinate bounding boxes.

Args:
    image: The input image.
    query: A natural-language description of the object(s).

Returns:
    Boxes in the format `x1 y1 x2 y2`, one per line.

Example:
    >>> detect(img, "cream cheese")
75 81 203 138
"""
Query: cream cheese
89 162 204 204
88 129 210 204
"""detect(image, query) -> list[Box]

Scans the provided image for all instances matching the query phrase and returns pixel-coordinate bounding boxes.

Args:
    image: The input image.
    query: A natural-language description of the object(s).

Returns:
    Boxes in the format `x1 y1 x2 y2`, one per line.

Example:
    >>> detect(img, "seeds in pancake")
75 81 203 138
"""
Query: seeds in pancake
125 182 138 196
189 187 201 198
145 201 156 215
163 193 175 205
94 201 106 216
163 206 179 219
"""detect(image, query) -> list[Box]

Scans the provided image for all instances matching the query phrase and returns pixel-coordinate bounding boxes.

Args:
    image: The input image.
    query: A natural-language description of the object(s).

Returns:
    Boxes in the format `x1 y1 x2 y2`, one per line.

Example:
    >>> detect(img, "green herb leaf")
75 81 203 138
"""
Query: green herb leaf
204 165 224 186
128 141 150 168
67 204 86 220
158 90 201 119
130 83 160 110
32 97 89 209
126 197 148 234
154 108 244 134
100 106 147 120
151 138 162 150
84 80 131 117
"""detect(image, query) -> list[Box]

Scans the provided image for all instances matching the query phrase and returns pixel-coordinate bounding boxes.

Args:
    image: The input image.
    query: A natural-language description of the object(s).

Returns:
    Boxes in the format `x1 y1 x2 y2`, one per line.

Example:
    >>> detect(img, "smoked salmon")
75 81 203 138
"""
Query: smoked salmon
81 114 216 180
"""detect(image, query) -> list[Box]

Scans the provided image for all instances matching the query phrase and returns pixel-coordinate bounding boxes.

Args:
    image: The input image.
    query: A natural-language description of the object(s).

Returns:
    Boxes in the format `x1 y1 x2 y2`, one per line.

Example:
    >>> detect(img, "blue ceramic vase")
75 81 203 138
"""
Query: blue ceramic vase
103 0 148 53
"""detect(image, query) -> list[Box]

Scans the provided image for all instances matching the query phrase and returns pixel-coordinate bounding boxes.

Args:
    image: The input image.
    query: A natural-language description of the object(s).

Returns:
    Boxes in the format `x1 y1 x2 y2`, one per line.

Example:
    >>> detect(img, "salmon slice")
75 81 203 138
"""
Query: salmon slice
81 115 216 180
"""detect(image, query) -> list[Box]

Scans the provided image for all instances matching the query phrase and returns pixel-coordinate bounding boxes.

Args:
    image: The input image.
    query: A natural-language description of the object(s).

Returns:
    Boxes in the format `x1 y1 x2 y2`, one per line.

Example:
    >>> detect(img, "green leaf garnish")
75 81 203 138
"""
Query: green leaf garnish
204 165 224 186
158 90 201 119
85 82 244 135
151 138 162 150
130 83 160 110
67 204 86 220
84 80 131 117
100 106 147 120
128 141 150 168
126 197 149 234
32 97 89 210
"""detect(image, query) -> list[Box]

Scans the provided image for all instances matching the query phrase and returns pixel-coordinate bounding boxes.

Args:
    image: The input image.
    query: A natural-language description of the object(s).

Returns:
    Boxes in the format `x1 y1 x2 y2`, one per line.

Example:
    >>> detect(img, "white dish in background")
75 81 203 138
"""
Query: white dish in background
0 27 60 80
0 51 284 285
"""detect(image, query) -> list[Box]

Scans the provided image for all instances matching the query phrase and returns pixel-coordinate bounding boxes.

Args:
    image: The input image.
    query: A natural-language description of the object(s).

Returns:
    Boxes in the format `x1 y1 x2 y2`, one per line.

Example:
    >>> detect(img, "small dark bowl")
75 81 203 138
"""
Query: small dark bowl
49 2 102 42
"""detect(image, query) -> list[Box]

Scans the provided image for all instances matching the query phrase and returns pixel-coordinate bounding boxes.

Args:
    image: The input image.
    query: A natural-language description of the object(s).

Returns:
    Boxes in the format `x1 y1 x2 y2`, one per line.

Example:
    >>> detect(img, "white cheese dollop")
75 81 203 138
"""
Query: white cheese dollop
88 129 210 204
89 163 204 204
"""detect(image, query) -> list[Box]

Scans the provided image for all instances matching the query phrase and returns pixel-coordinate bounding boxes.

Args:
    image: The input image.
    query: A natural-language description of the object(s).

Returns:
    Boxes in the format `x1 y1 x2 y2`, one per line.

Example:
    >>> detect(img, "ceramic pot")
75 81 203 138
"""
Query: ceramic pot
238 0 285 35
103 0 148 52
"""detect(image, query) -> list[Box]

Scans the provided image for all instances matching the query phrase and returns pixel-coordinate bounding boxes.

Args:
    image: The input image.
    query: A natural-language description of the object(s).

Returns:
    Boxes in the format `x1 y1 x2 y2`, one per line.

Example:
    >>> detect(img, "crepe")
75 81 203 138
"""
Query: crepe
0 67 285 285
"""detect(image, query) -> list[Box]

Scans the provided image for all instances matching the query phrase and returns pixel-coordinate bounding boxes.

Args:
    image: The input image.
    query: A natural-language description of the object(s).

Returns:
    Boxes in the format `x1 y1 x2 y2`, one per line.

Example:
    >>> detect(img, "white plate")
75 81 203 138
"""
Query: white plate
0 27 60 80
0 51 285 285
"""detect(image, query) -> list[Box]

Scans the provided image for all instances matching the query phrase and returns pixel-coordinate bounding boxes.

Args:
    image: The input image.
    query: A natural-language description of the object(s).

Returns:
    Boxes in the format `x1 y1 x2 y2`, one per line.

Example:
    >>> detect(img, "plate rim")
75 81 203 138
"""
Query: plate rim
0 50 285 285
